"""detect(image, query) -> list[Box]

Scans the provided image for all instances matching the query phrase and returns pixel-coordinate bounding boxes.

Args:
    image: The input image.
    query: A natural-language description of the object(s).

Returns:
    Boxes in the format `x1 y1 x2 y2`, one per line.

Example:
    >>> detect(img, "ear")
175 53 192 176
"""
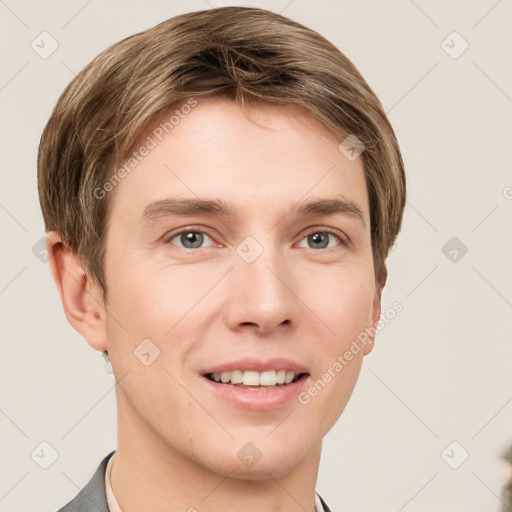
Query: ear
363 276 385 356
46 231 108 352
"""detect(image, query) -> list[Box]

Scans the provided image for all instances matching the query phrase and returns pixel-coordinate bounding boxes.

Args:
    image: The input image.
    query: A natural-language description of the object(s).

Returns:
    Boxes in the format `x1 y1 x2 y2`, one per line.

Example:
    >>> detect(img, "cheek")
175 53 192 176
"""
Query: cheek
291 266 373 421
299 263 375 344
106 257 212 335
333 285 374 340
104 260 220 387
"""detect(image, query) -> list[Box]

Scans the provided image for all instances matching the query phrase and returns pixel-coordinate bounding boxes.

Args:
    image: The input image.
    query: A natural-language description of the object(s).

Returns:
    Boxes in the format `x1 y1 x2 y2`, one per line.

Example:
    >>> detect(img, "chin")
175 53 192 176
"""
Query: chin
195 436 314 481
209 456 301 481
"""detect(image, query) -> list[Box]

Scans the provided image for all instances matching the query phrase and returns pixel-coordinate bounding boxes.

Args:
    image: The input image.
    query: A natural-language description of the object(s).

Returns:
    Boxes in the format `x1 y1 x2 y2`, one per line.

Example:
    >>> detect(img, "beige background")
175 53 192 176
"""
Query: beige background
1 0 511 511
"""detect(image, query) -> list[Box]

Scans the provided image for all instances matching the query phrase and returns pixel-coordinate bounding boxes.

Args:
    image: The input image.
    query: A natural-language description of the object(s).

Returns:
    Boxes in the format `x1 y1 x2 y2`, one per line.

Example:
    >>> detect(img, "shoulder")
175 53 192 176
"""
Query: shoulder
56 451 115 512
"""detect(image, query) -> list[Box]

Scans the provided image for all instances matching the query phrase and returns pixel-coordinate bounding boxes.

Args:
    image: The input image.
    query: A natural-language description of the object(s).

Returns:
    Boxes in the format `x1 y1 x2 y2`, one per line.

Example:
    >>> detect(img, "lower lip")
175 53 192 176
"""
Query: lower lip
202 375 310 411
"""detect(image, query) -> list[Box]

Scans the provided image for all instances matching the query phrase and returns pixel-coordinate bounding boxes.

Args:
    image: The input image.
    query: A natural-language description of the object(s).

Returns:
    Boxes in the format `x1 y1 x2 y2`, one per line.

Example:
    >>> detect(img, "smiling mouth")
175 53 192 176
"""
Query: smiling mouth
204 371 309 389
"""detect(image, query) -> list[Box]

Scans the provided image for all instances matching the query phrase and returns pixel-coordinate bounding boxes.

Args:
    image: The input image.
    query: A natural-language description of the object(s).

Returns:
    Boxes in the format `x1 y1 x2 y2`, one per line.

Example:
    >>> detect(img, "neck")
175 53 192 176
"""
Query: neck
111 391 322 512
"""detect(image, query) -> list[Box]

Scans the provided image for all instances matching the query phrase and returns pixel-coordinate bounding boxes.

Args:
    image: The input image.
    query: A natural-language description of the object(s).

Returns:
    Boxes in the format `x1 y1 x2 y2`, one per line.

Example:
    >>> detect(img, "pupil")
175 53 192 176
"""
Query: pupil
309 232 328 249
182 232 203 248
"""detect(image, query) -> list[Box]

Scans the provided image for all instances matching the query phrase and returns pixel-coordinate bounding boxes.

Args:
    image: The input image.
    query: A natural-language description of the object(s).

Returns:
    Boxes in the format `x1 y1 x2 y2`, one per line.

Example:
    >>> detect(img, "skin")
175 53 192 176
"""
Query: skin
47 97 383 512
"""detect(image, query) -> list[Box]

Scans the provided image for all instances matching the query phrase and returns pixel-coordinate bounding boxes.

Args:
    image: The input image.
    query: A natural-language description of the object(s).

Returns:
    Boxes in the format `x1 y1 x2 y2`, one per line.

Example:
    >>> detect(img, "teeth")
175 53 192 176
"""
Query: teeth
230 370 243 384
285 370 295 384
209 369 300 386
243 371 261 386
259 371 276 386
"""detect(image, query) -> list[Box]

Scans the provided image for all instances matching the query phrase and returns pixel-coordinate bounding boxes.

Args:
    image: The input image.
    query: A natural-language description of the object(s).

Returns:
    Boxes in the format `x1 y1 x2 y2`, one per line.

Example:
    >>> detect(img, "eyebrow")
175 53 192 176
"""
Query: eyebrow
141 195 366 227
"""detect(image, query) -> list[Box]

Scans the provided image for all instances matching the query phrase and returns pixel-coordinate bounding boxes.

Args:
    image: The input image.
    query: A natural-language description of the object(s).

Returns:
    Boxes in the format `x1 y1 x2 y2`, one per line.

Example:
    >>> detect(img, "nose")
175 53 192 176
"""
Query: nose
223 237 300 337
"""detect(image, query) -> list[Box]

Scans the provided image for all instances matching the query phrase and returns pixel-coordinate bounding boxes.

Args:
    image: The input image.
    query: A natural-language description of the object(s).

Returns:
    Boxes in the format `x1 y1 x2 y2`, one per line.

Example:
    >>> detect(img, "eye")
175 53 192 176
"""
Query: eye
297 229 345 250
166 230 215 249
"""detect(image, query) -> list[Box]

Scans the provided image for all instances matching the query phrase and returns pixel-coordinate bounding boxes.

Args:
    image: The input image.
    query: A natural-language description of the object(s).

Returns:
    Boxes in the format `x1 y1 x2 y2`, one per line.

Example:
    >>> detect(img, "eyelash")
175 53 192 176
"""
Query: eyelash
165 227 348 251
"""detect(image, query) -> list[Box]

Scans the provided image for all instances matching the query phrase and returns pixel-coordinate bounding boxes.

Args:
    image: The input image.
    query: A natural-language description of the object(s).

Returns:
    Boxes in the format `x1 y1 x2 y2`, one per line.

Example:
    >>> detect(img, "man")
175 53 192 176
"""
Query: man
38 6 406 512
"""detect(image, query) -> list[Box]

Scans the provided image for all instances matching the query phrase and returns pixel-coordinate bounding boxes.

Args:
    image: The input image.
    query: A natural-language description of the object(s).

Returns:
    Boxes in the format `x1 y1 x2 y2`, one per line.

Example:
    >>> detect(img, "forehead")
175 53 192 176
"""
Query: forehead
109 97 369 223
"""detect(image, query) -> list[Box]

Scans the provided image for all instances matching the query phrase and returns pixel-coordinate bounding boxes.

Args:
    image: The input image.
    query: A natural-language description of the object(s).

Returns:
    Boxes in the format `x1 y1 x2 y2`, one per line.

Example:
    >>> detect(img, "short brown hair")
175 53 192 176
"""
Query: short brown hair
37 6 406 295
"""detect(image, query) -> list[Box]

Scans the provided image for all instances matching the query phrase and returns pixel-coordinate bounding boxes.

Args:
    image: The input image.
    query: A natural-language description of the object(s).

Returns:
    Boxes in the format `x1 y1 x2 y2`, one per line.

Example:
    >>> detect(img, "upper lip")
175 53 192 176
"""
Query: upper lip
202 357 309 375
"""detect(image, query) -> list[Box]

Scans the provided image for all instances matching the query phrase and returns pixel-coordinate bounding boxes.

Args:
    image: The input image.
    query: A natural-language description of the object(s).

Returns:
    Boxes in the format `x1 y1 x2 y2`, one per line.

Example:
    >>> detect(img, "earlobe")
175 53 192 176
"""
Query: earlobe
46 232 108 352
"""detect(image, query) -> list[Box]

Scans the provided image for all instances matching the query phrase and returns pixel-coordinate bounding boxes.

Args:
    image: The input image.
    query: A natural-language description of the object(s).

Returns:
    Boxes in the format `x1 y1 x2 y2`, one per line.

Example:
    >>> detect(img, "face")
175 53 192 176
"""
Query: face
100 97 381 479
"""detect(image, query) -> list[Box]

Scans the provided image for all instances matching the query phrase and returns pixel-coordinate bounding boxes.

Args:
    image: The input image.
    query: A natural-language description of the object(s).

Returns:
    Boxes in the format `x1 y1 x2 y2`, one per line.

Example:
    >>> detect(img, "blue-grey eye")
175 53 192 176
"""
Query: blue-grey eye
297 231 343 250
168 231 214 249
